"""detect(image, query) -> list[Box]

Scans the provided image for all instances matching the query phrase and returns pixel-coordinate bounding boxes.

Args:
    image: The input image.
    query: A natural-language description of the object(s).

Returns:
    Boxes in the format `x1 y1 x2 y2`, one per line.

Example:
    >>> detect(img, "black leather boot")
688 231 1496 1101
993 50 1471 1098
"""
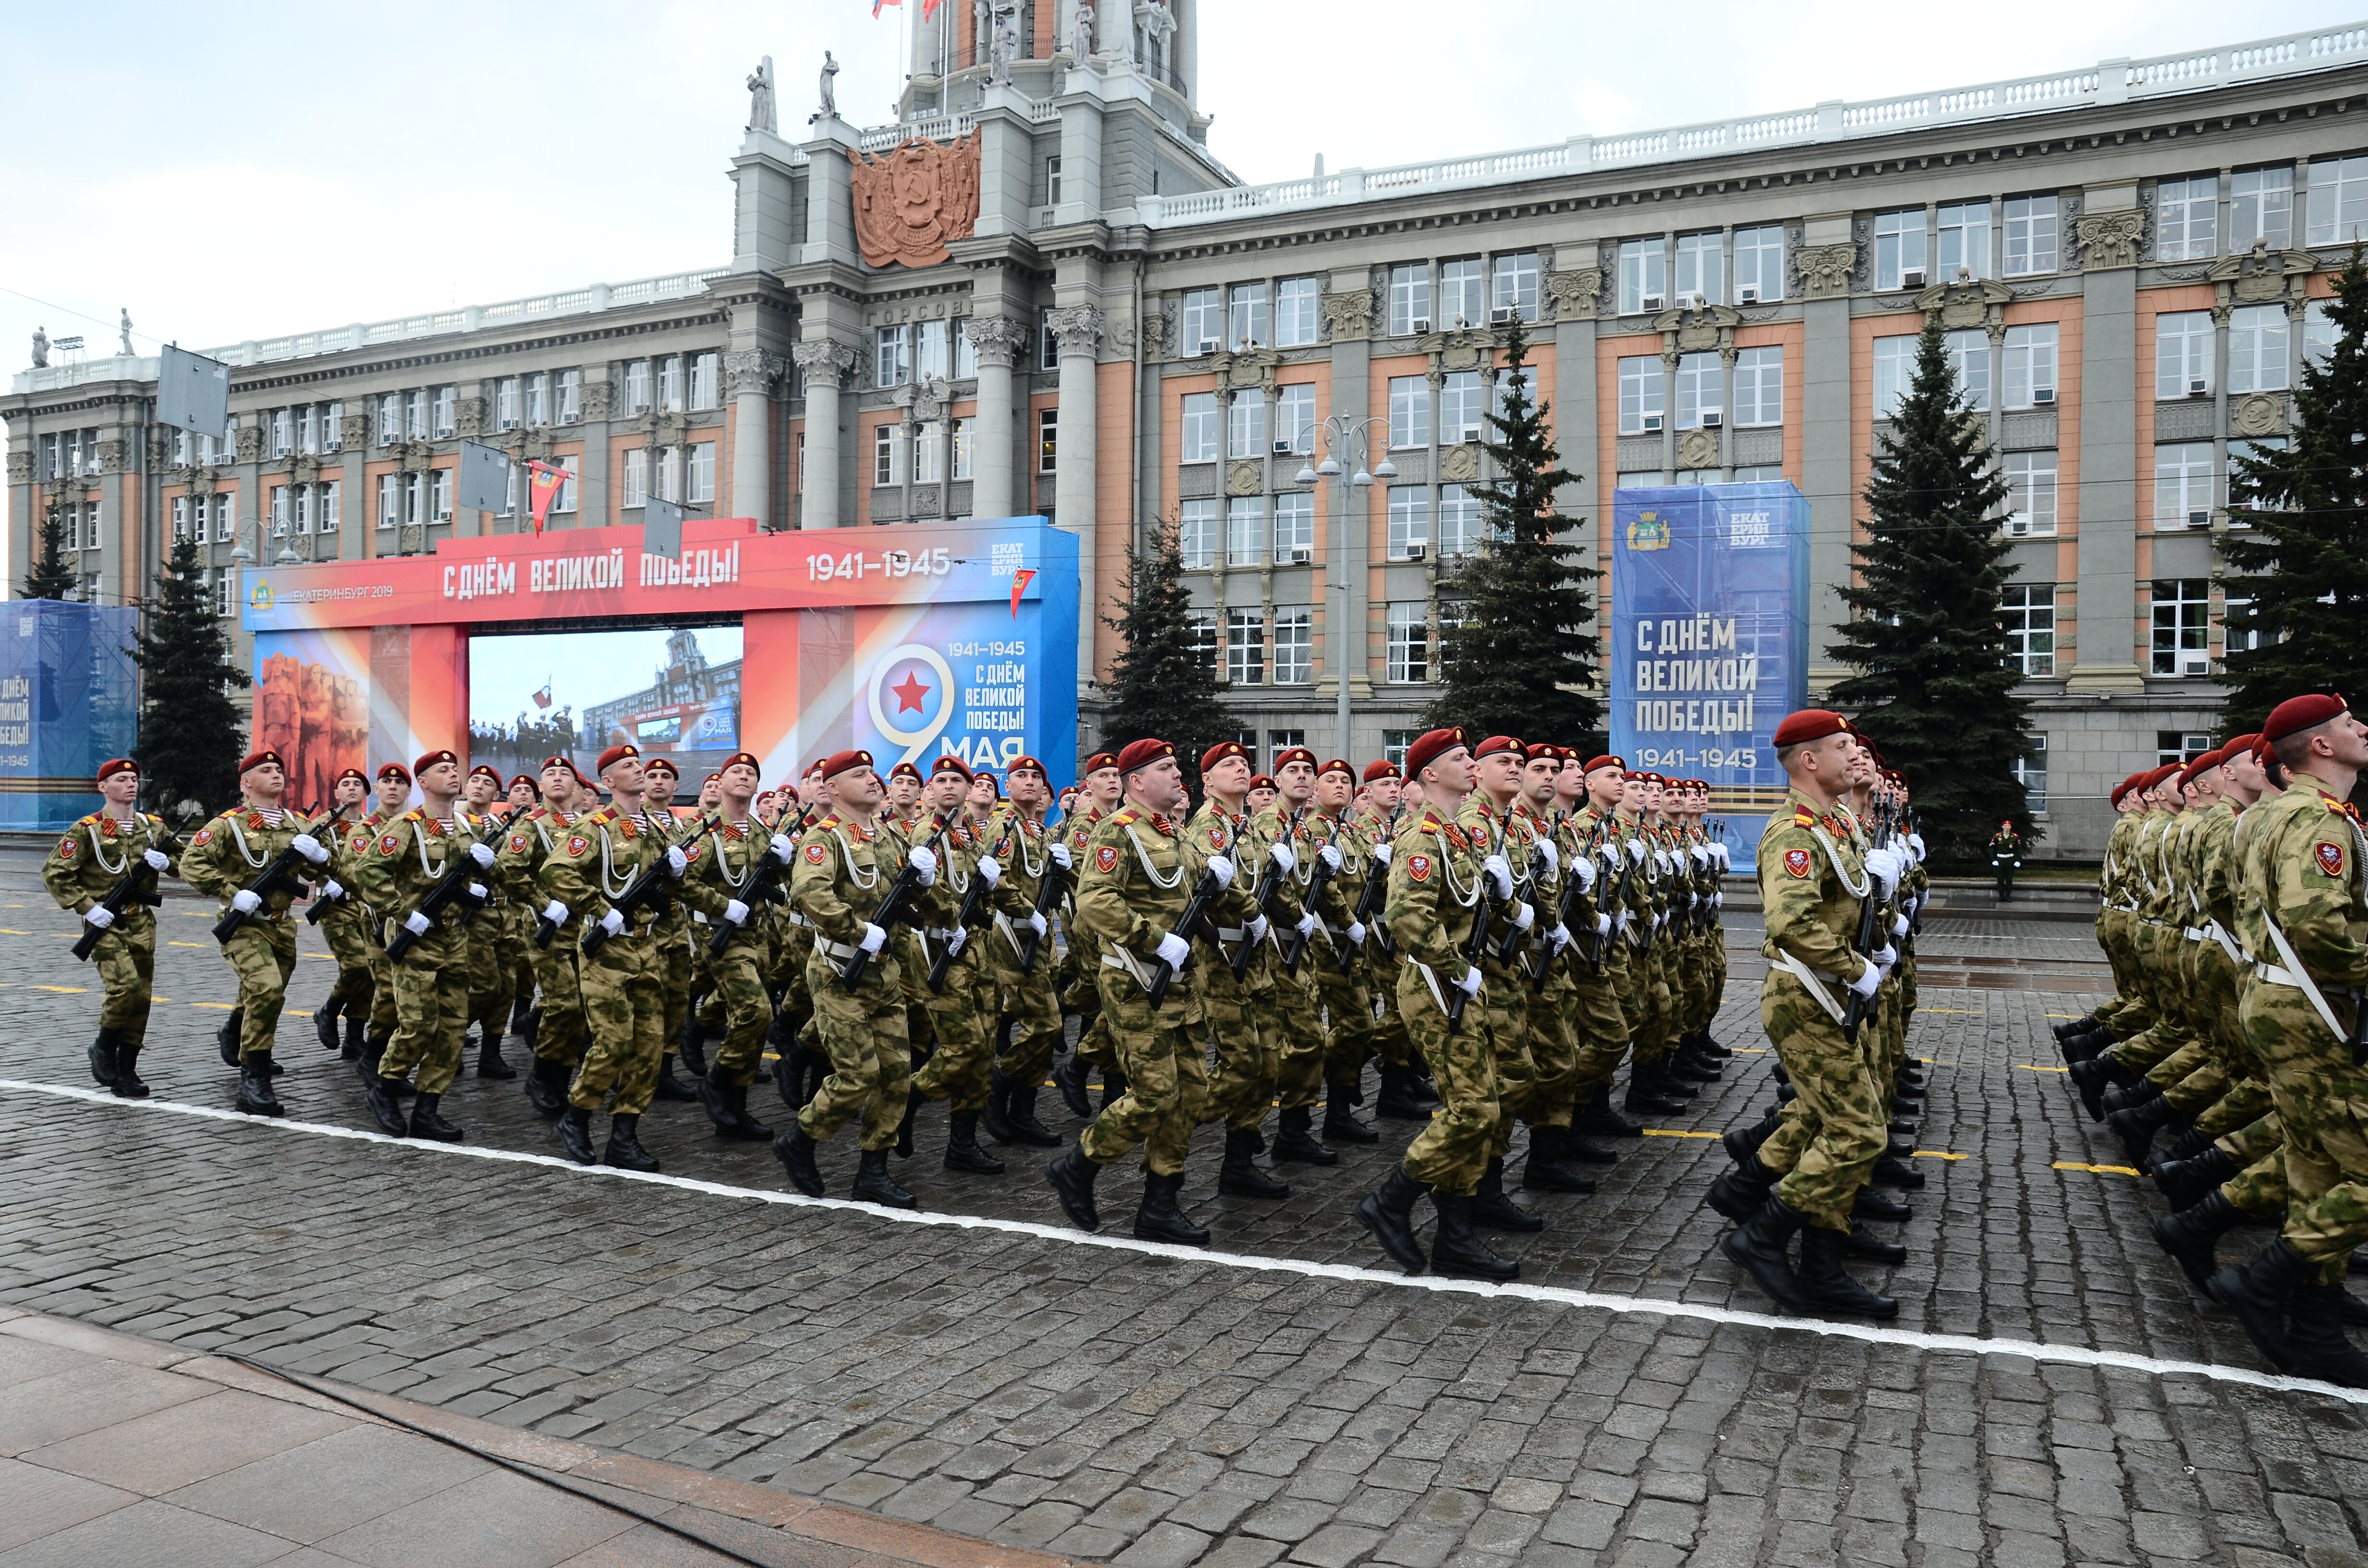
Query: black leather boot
1052 1051 1094 1118
678 1014 710 1078
511 994 535 1037
721 1083 773 1142
1472 1157 1543 1231
653 1053 696 1102
945 1112 1005 1174
1723 1112 1780 1164
235 1053 284 1117
1797 1225 1899 1318
2157 1125 2211 1165
1720 1195 1810 1311
2109 1094 2177 1171
604 1113 660 1173
1843 1224 1909 1265
1574 1087 1643 1138
342 1014 367 1062
556 1106 597 1166
112 1039 150 1100
1007 1084 1060 1146
1045 1146 1101 1231
1271 1106 1337 1165
408 1092 463 1143
1561 1132 1617 1165
360 1068 407 1136
2154 1191 2247 1287
1100 1062 1129 1112
217 1009 244 1067
2288 1284 2368 1388
981 1065 1022 1144
772 1125 824 1196
1665 1050 1717 1086
2051 1012 2100 1041
1323 1094 1378 1145
1885 1135 1916 1160
1218 1127 1289 1198
88 1027 120 1089
1706 1152 1779 1221
524 1054 569 1117
1852 1188 1913 1222
894 1086 923 1158
1519 1128 1596 1194
476 1026 516 1080
2208 1237 2314 1373
2067 1055 2120 1121
2061 1027 2113 1064
1375 1063 1431 1120
355 1025 388 1083
314 995 342 1053
1429 1192 1519 1281
1356 1166 1427 1274
2156 1146 2238 1211
1623 1067 1685 1117
2099 1078 2163 1117
1869 1156 1925 1190
1134 1171 1210 1246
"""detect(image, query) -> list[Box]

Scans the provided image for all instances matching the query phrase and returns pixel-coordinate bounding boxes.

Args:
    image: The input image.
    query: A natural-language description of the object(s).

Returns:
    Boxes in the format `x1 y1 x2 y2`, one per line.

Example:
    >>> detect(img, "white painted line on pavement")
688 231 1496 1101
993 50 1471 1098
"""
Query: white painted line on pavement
1 1074 2356 1409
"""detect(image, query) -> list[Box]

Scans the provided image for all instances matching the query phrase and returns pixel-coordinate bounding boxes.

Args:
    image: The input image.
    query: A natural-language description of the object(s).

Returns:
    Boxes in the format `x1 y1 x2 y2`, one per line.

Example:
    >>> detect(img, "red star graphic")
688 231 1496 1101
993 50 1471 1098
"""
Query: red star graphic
891 670 930 714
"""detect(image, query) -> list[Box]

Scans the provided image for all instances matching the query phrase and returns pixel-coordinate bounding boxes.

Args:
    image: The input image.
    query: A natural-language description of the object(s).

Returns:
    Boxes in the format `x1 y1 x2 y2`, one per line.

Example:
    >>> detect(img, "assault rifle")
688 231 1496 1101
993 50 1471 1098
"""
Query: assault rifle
1348 804 1399 962
927 816 1012 991
1494 838 1550 966
1838 798 1897 1044
1015 825 1069 973
1534 816 1598 993
1281 822 1344 977
839 811 947 990
1230 806 1305 981
1443 831 1498 1037
1145 818 1234 1009
212 802 352 945
709 804 816 958
580 813 722 959
71 826 182 963
303 809 362 927
385 806 518 962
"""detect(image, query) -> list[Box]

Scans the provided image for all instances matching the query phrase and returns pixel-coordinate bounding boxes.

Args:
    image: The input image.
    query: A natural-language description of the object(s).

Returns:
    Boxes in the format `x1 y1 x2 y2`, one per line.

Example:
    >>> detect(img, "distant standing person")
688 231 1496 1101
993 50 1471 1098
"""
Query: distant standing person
1989 820 2024 903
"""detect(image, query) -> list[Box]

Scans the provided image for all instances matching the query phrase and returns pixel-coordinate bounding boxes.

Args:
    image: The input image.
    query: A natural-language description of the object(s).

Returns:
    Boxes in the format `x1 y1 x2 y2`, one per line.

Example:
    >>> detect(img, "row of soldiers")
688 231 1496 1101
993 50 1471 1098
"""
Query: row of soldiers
2061 692 2368 1388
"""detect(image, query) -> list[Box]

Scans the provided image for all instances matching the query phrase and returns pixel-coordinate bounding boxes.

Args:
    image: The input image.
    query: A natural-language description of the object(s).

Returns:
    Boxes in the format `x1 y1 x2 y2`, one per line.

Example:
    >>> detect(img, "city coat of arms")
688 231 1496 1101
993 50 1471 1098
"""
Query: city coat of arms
850 133 983 269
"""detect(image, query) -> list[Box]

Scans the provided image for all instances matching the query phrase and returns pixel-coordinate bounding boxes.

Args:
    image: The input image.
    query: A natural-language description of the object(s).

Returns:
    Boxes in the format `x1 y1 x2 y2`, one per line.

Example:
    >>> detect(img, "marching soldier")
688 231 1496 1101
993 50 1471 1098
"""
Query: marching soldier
460 763 521 1080
505 773 542 1043
886 760 926 829
642 756 703 1102
1054 751 1126 1116
45 758 179 1098
1512 743 1613 1184
1310 758 1381 1146
902 755 1009 1174
308 767 375 1057
1182 740 1286 1197
1455 737 1552 1223
500 756 593 1115
983 755 1068 1147
1242 747 1350 1165
351 762 415 1073
1357 760 1434 1121
678 751 791 1143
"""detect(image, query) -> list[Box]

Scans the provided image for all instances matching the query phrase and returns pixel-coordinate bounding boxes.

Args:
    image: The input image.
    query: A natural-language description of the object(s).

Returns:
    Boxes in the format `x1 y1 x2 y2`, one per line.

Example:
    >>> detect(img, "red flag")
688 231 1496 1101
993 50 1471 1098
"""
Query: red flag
873 0 900 14
1009 568 1036 618
526 461 567 534
922 0 945 14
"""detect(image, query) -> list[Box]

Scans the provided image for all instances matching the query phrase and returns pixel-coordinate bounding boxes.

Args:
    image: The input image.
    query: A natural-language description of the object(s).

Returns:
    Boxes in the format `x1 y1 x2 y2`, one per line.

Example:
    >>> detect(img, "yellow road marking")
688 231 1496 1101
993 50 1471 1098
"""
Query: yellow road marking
0 930 29 936
1730 1047 1768 1054
168 941 208 948
1918 1009 1979 1015
2054 1160 2140 1177
190 1002 236 1011
2019 1064 2070 1073
1912 1151 1968 1161
31 985 86 993
1642 1128 1719 1139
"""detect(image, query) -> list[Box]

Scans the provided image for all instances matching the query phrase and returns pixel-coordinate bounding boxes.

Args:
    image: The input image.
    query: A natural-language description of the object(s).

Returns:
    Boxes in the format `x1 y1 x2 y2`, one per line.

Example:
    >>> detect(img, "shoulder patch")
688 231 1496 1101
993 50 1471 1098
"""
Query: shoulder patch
1094 844 1121 874
1208 825 1226 849
378 833 401 856
1783 847 1813 878
1406 852 1434 882
190 828 213 847
509 834 528 854
803 843 827 865
2316 840 2347 878
56 836 75 858
567 834 590 856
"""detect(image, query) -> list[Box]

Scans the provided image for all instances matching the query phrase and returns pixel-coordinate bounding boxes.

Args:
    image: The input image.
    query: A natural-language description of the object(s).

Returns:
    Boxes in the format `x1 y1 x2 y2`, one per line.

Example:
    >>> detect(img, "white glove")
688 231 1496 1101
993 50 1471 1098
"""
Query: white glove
1713 892 1724 911
1295 912 1318 937
1907 832 1927 861
1268 842 1296 875
82 906 114 930
1613 911 1630 936
1027 909 1048 936
1714 844 1730 869
770 833 796 863
1847 958 1880 998
908 845 937 887
1691 844 1712 867
1627 838 1646 864
724 899 750 926
1862 846 1903 895
1873 943 1899 969
231 889 262 915
600 908 625 936
292 833 326 864
1890 912 1910 940
1548 923 1572 955
1595 912 1613 936
469 841 496 868
1048 842 1072 870
1154 930 1191 968
143 848 170 871
320 880 344 902
947 927 967 956
1245 915 1269 944
1318 843 1342 873
1537 840 1559 876
665 845 688 877
1372 842 1391 865
1573 856 1597 893
1206 853 1235 890
1511 900 1535 931
858 922 887 954
543 900 568 925
1653 850 1671 875
1482 854 1514 900
403 910 432 936
978 858 1002 887
1455 965 1484 998
466 882 487 902
1346 920 1367 946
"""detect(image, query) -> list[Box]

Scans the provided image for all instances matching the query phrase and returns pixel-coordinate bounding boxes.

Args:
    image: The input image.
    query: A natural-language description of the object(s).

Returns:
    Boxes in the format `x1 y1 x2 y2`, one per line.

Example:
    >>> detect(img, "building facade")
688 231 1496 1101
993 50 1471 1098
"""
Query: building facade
10 5 2368 856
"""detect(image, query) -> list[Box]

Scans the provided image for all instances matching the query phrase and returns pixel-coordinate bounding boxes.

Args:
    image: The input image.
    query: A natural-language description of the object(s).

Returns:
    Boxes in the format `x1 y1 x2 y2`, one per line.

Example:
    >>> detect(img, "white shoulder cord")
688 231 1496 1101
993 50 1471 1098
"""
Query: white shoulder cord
832 827 881 892
1123 825 1185 890
712 821 752 891
226 814 269 870
86 819 128 877
1809 823 1870 899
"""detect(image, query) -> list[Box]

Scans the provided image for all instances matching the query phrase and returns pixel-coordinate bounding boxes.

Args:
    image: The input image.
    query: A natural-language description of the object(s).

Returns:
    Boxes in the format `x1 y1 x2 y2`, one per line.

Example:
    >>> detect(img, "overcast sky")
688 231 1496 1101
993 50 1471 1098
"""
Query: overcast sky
5 0 2359 549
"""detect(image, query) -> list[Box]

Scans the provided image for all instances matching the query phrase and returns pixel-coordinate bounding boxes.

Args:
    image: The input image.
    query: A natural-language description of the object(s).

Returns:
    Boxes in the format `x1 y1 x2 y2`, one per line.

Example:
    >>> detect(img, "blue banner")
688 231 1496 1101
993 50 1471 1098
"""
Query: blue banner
0 601 140 833
1609 483 1809 868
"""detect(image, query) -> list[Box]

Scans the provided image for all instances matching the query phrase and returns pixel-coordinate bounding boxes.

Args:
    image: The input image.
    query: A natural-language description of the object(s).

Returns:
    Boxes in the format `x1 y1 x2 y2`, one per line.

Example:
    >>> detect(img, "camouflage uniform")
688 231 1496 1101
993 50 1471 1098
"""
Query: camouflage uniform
909 814 1000 1115
789 809 913 1152
179 805 321 1059
1309 804 1381 1119
347 808 484 1098
540 805 675 1117
678 816 787 1090
1385 803 1501 1197
1180 801 1274 1134
986 806 1065 1093
461 803 524 1056
1455 796 1542 1156
1060 804 1115 1073
44 808 178 1058
500 805 588 1070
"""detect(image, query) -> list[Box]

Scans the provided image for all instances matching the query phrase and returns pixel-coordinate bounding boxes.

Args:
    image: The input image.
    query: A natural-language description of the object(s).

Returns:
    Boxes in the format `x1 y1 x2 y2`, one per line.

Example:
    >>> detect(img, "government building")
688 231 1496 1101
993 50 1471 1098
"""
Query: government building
8 4 2366 856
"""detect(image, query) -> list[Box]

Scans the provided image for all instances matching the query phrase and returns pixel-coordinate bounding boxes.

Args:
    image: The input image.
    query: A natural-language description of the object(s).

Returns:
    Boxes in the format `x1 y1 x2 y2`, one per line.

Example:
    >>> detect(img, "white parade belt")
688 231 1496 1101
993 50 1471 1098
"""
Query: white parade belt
815 936 862 963
2258 914 2358 1043
1767 950 1850 1026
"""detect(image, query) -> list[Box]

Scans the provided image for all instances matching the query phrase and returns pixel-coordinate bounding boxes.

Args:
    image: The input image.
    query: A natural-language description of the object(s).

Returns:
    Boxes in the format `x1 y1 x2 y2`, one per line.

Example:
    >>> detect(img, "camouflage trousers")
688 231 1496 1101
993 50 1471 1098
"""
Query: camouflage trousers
1315 959 1375 1098
654 921 693 1057
466 917 522 1041
1077 969 1209 1177
1626 942 1677 1068
321 907 376 1012
1564 969 1635 1096
989 920 1064 1086
703 932 777 1089
913 943 995 1113
2244 983 2368 1282
224 919 298 1059
1395 962 1502 1199
570 935 666 1117
1364 941 1414 1070
528 937 586 1064
1063 934 1113 1070
381 931 471 1095
88 918 157 1041
1753 971 1885 1232
2094 910 2148 1035
1267 965 1329 1112
1194 957 1276 1132
1525 979 1591 1132
1471 956 1539 1154
798 950 912 1152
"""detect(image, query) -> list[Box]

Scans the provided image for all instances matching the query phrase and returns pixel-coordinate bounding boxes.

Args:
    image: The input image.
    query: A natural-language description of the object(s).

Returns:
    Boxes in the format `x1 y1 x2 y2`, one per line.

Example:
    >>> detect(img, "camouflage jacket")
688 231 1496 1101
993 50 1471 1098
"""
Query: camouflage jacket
539 805 676 945
43 808 178 918
1384 803 1488 985
1756 787 1869 984
2247 776 2367 999
180 803 323 920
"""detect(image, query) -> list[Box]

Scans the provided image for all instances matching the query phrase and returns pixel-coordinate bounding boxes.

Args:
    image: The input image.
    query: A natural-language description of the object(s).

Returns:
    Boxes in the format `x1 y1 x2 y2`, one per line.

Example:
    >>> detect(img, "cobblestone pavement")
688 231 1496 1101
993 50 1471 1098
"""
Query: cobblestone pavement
3 850 2368 1568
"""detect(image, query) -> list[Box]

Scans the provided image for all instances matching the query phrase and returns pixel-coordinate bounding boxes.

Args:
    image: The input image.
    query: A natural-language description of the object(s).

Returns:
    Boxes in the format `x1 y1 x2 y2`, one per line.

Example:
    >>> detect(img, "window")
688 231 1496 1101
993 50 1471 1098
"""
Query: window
2233 166 2294 251
2157 312 2214 397
1440 258 1485 330
432 386 456 438
873 424 906 487
2001 584 2056 675
2227 438 2286 518
620 360 650 416
1946 328 1991 410
215 575 235 618
1273 492 1313 564
1227 390 1268 459
1277 277 1320 347
950 417 975 481
1388 264 1431 336
1676 469 1718 486
1226 610 1265 685
2156 176 2218 261
270 485 289 536
876 326 911 388
1275 383 1316 456
1181 392 1219 462
1674 353 1721 429
2010 195 2064 274
271 408 293 458
1387 487 1430 560
691 352 720 410
2151 579 2212 675
1439 484 1480 558
656 356 684 414
2015 737 2049 814
1265 731 1307 767
2310 154 2368 244
1186 615 1219 674
525 374 547 427
1874 208 1926 290
172 496 191 542
2228 305 2291 393
319 480 340 533
1180 289 1221 355
1038 408 1059 471
376 394 398 445
1388 376 1431 449
1386 602 1430 682
688 441 715 504
913 422 944 485
2158 731 2214 766
624 447 649 508
1734 226 1784 302
1873 335 1915 417
1617 356 1665 434
911 322 948 382
1733 465 1785 484
1489 364 1535 426
1734 346 1783 427
1224 497 1267 567
655 445 681 505
1938 202 1991 281
1617 470 1665 490
1383 730 1417 769
2221 594 2266 653
171 429 191 467
1038 309 1059 371
2306 300 2338 368
2155 443 2214 528
558 370 581 424
1273 606 1312 684
1440 371 1485 444
1617 238 1665 315
952 319 978 380
1179 499 1216 569
497 378 521 431
429 467 453 523
1673 233 1722 306
377 473 399 528
1229 282 1269 349
2002 324 2058 409
1491 251 1540 322
2003 450 2058 535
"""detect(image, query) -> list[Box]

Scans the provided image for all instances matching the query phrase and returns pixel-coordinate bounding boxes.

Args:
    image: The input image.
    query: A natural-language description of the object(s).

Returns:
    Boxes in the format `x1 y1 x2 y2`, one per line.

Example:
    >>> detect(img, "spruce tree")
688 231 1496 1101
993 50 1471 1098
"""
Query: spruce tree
1826 319 2034 864
1421 319 1603 747
131 537 250 819
21 501 76 600
2220 249 2368 724
1098 518 1238 790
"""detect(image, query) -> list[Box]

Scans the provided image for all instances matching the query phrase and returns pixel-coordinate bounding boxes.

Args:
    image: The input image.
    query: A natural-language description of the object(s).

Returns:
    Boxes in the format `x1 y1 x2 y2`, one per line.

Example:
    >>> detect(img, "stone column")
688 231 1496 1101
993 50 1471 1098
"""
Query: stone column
967 315 1029 519
724 351 785 527
1796 220 1857 697
1048 304 1104 683
2067 189 2146 694
793 339 857 529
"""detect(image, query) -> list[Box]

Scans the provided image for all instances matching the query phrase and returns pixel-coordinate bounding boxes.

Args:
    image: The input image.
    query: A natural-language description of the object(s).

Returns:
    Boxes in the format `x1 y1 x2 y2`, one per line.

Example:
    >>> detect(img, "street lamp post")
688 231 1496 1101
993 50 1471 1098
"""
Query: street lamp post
228 513 303 569
1294 415 1396 761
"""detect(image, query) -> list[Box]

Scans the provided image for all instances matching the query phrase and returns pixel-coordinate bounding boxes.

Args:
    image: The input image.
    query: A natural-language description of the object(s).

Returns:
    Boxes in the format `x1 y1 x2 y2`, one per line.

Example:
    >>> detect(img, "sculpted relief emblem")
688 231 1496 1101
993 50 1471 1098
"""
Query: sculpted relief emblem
1794 244 1856 302
850 133 983 269
2074 211 2146 270
2231 392 2287 438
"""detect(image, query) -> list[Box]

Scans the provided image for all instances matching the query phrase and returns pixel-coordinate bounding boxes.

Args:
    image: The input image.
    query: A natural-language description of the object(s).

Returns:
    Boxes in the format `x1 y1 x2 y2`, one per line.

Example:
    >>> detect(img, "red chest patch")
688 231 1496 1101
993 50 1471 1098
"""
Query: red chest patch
1783 847 1812 879
2316 840 2347 878
1406 853 1433 882
803 843 827 865
1095 845 1120 874
508 835 527 854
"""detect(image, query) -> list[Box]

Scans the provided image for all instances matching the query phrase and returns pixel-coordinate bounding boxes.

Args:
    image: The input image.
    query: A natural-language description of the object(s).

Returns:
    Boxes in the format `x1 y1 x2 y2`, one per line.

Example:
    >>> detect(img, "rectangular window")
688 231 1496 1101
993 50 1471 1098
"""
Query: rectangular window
2228 304 2291 393
1388 263 1431 336
271 408 293 458
624 447 649 508
1225 610 1265 686
1734 225 1784 302
1946 328 1991 410
1439 484 1481 559
216 575 235 618
2227 437 2285 518
1388 376 1431 449
2221 595 2266 653
874 424 906 487
913 323 948 382
295 484 314 534
2015 736 2049 813
172 495 190 542
1617 356 1665 435
320 480 339 533
1266 731 1307 767
2156 312 2214 398
1275 383 1316 456
2003 450 2058 536
952 318 978 380
1383 730 1417 769
558 369 581 424
1387 487 1430 560
1038 309 1059 371
1674 352 1721 429
2310 154 2368 244
1272 606 1312 684
1181 392 1219 462
1938 201 1992 281
1733 465 1784 484
1276 277 1320 347
1489 364 1535 427
1617 238 1666 315
2154 442 2214 529
399 390 423 440
429 467 452 522
1874 208 1927 290
690 352 720 410
2156 175 2219 261
378 473 399 528
1228 281 1269 349
1491 251 1540 321
1225 497 1267 567
497 378 520 430
1038 408 1059 472
622 360 650 415
2002 323 2058 410
171 429 191 467
1179 499 1217 569
1186 615 1219 675
1873 335 1915 417
2001 583 2056 675
2306 299 2338 369
950 416 975 481
1673 233 1722 306
657 355 684 413
876 326 910 388
2233 166 2294 251
1440 371 1485 444
1386 602 1430 682
655 446 681 504
2150 579 2212 675
1272 492 1313 563
1734 346 1783 427
525 374 547 427
1181 289 1221 355
913 422 944 485
270 484 289 535
432 386 456 438
2158 731 2215 766
1440 258 1485 330
1227 390 1268 459
554 455 580 514
323 402 344 451
688 441 715 503
215 494 238 543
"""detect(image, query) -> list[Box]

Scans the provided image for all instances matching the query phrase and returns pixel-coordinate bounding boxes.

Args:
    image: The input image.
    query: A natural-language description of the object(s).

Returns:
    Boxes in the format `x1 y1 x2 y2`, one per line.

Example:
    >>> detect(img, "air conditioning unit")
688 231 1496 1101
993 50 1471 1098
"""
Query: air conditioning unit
1641 414 1664 433
1272 440 1293 456
2032 387 2056 405
1458 426 1482 443
1410 318 1431 335
2177 651 2211 677
1901 268 1926 289
1489 306 1516 326
1702 410 1724 429
1677 291 1705 309
1279 547 1311 564
2185 508 2211 528
1640 294 1665 312
2188 378 2209 397
2005 513 2032 537
1403 544 1427 562
560 412 580 425
1738 286 1761 305
1194 339 1217 356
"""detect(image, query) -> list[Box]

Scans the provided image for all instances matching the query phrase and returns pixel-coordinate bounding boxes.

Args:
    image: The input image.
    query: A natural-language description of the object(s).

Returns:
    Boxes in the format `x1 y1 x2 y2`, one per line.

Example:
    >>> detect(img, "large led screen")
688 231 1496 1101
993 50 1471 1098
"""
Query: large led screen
468 624 742 785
